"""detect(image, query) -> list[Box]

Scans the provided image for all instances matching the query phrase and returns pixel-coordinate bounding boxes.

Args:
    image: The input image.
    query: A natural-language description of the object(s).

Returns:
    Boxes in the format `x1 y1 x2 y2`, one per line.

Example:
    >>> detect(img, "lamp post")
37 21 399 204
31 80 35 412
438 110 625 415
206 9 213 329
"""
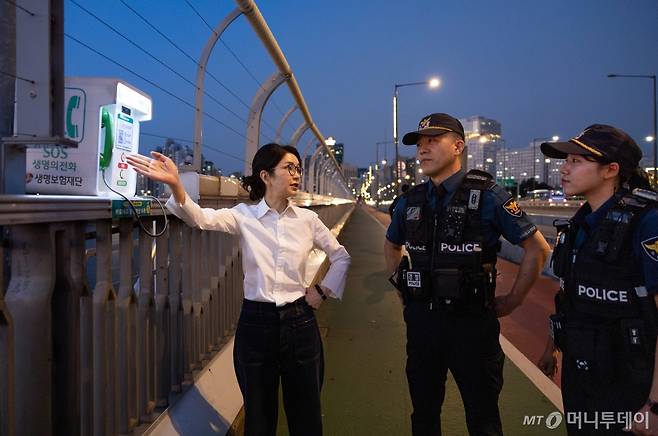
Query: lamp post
532 135 559 189
607 74 657 186
393 77 440 190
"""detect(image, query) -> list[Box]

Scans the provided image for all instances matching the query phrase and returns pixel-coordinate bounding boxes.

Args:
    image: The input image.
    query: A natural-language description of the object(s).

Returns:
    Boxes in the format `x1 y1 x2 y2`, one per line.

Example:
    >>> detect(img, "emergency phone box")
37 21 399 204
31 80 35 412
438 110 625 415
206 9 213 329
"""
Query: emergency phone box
26 77 152 196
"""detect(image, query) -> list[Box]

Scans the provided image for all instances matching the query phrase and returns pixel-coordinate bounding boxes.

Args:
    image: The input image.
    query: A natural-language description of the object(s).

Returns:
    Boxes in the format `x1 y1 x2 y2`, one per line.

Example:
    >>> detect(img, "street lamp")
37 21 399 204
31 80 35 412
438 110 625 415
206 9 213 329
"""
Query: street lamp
532 135 559 189
393 77 441 188
607 73 657 185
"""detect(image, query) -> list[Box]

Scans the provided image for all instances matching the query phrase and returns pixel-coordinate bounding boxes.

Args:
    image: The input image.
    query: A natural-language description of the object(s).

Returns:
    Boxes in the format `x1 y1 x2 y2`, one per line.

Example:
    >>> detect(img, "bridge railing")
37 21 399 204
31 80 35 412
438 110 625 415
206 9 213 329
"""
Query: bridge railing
0 191 353 436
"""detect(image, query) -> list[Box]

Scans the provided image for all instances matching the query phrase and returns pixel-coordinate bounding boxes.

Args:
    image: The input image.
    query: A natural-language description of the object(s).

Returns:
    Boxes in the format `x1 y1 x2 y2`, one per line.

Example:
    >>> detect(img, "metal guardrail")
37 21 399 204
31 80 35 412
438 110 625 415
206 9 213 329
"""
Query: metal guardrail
234 0 350 195
0 194 354 436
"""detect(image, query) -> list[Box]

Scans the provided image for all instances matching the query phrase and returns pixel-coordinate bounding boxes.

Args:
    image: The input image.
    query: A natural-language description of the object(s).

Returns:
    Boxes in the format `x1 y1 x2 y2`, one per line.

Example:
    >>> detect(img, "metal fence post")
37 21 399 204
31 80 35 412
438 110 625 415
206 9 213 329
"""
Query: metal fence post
117 219 137 434
167 220 183 392
155 217 170 412
93 220 117 435
5 225 55 435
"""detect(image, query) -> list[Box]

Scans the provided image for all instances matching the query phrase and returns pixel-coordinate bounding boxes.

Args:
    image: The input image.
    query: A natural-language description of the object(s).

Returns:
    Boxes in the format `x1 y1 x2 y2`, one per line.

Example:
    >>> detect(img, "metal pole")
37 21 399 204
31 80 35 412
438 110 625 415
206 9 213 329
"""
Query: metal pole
2 0 75 194
0 0 16 197
51 0 64 141
375 146 379 207
290 122 309 148
393 87 399 187
532 139 537 190
307 145 323 194
376 143 379 173
193 8 242 172
651 74 658 187
244 71 287 174
275 104 297 143
300 136 316 191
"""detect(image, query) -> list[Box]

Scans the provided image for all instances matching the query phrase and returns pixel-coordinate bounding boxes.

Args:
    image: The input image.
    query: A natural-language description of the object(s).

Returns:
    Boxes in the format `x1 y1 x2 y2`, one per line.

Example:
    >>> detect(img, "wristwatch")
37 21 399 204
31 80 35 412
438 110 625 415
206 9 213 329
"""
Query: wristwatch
647 399 658 415
314 284 328 300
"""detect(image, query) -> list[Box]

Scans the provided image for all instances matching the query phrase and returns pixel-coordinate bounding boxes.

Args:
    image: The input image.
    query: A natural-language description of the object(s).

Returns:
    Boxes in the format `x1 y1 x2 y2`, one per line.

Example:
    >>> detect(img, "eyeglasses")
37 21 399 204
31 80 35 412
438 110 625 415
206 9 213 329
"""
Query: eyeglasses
277 163 303 176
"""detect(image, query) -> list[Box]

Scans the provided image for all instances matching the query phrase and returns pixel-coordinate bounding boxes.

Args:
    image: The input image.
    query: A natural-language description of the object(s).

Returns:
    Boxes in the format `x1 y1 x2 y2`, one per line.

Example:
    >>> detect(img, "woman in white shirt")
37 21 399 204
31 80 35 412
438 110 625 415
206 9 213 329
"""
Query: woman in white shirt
127 143 350 436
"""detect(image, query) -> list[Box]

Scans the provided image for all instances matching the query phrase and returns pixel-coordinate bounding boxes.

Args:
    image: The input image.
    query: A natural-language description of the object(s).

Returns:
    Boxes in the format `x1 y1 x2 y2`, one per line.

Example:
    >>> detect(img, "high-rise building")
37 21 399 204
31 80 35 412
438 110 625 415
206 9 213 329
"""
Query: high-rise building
460 116 503 176
500 147 534 186
331 143 344 165
499 143 564 188
461 116 502 137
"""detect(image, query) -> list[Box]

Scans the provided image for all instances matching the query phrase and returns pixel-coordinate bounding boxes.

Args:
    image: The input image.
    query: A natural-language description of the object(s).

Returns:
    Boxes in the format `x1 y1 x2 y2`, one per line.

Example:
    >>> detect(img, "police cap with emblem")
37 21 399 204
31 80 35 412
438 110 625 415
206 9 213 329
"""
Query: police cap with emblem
540 124 643 169
402 113 466 145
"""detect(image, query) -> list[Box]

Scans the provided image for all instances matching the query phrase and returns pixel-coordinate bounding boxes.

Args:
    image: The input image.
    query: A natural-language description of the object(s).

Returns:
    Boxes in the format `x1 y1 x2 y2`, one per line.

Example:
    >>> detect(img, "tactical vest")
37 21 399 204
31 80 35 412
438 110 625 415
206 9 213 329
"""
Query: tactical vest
552 190 654 320
403 170 498 309
550 190 658 383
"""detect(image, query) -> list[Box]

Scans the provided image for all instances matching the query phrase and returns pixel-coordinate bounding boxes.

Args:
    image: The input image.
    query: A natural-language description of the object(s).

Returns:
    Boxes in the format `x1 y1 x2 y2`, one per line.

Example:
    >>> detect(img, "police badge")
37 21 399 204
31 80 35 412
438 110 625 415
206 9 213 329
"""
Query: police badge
642 236 658 262
502 198 523 217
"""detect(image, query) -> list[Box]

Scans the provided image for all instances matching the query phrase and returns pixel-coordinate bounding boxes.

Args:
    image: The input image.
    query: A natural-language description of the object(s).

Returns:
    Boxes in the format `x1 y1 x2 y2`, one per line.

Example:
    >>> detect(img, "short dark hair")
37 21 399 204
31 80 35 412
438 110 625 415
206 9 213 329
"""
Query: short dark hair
241 143 301 201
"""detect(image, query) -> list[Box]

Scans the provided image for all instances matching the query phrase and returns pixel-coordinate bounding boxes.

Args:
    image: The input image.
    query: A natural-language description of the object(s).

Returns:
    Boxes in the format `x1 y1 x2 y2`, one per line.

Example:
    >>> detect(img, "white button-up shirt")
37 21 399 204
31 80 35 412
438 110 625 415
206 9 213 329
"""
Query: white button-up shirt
166 193 351 306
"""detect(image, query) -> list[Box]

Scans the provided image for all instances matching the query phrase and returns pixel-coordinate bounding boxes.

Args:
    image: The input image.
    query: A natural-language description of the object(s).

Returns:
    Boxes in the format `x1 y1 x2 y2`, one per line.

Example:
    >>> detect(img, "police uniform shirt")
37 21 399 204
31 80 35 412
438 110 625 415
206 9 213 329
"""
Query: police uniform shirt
386 169 538 250
570 194 658 295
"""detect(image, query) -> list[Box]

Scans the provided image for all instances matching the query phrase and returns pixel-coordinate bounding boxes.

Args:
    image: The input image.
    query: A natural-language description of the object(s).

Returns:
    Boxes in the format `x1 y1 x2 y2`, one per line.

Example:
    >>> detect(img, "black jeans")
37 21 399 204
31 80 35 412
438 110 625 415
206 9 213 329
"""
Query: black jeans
233 297 324 436
404 301 505 436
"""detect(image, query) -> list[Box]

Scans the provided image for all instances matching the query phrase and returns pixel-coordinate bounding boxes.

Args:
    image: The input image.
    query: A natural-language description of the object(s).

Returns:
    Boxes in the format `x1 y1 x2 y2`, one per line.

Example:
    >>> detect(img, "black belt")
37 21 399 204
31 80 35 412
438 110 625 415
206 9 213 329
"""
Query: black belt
241 297 312 321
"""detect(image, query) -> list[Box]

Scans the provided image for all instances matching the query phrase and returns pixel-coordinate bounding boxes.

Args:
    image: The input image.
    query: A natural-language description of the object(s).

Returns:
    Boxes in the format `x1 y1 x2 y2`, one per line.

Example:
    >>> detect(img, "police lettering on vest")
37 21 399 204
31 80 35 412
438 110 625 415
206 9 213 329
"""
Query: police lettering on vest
552 190 653 319
576 284 628 303
439 242 481 253
405 242 427 252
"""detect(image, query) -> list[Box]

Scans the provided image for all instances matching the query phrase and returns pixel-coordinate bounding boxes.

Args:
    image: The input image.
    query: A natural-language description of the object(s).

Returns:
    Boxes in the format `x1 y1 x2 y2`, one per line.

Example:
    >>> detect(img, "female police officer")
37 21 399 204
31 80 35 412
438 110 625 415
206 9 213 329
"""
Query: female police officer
127 144 350 436
537 125 658 435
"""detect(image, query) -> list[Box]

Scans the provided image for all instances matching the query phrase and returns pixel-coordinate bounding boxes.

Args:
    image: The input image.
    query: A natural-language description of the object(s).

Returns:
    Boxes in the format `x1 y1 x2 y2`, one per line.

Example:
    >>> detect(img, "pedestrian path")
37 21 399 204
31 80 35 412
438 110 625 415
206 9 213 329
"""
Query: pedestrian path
276 206 565 435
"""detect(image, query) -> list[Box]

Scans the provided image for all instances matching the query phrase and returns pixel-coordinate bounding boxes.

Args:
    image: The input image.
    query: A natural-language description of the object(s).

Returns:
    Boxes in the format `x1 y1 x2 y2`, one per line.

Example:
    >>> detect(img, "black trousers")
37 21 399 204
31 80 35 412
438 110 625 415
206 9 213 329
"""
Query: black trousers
562 352 653 436
233 298 324 436
403 301 505 436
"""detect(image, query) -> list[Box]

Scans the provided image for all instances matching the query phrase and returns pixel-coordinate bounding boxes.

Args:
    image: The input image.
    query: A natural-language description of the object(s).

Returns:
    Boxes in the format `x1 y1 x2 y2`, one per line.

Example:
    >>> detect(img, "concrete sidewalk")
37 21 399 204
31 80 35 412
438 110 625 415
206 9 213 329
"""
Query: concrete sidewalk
276 206 564 435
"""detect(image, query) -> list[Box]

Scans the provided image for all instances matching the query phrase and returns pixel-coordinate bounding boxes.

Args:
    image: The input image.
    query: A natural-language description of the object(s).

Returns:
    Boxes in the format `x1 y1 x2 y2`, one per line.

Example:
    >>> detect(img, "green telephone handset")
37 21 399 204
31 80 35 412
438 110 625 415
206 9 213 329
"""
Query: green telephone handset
66 95 80 138
99 107 114 170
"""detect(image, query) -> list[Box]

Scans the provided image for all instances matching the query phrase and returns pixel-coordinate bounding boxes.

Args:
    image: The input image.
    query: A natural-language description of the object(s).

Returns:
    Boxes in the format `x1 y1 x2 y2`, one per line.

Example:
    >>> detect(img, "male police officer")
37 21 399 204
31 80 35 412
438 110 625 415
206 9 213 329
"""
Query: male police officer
384 113 551 435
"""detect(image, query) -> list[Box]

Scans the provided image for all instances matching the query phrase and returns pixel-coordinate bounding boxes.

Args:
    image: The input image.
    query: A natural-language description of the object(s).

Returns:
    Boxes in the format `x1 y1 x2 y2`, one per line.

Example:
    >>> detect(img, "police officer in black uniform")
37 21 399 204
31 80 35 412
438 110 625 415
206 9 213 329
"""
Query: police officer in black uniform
385 113 551 435
536 125 658 435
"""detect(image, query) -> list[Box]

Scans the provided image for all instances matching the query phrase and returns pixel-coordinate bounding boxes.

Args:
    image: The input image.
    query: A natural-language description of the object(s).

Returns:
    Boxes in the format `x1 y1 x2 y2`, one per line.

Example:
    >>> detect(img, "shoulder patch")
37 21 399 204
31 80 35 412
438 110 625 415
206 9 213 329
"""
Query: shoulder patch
406 206 421 221
642 236 658 262
502 197 523 217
